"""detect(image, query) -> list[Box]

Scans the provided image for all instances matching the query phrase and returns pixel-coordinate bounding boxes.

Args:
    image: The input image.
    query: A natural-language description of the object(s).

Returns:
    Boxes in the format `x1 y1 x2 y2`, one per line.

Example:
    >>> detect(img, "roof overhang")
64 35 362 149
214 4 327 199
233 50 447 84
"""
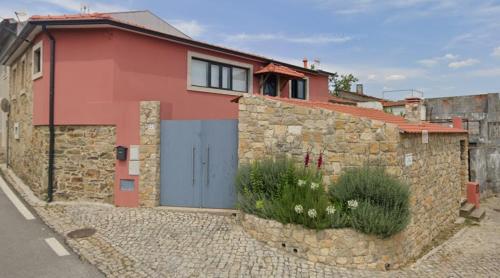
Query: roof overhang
1 17 336 77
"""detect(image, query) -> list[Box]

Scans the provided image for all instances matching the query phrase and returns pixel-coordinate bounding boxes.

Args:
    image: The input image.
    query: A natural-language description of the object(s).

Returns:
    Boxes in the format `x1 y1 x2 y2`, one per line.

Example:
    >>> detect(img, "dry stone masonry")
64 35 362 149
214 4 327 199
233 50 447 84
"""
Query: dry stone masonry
238 95 468 268
138 101 161 207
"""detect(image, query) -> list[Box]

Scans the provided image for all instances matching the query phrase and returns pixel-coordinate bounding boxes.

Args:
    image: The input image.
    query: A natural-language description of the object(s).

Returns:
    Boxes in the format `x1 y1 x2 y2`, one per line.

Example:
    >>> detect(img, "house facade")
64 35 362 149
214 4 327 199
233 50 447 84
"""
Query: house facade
0 11 332 207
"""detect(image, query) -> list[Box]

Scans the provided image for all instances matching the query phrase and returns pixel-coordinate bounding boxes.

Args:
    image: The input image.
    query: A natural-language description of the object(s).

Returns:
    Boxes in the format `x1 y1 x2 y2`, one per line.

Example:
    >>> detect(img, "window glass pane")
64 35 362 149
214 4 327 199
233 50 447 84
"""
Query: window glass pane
34 48 41 74
210 64 220 87
291 79 306 99
191 59 208 86
232 67 248 92
263 75 277 96
222 66 230 89
297 80 305 99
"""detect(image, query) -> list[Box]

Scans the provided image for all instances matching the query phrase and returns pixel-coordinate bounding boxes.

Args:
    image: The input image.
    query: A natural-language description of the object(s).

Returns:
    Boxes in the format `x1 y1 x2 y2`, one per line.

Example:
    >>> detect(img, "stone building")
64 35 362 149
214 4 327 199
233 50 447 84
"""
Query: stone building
239 95 468 263
425 93 500 196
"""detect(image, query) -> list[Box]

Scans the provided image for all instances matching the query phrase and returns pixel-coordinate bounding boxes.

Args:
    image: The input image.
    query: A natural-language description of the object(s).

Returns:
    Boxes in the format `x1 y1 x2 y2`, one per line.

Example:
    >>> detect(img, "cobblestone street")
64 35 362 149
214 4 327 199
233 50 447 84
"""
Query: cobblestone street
27 195 500 278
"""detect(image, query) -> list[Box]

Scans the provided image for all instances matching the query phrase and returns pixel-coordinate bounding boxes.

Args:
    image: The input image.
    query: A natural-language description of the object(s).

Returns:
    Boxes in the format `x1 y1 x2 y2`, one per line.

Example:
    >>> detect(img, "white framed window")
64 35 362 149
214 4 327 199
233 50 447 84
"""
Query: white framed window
289 77 309 100
32 41 43 80
187 51 253 96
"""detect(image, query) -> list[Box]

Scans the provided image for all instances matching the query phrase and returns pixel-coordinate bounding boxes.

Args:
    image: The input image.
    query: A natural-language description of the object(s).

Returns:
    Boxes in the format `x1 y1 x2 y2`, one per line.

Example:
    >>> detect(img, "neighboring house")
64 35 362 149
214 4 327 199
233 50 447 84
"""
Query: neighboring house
425 93 500 196
0 11 333 208
0 19 18 155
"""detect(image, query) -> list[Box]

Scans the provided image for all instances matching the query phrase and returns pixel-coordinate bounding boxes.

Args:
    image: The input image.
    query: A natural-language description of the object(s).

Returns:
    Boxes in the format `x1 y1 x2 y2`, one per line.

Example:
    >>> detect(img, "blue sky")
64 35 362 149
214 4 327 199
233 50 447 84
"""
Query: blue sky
1 0 499 99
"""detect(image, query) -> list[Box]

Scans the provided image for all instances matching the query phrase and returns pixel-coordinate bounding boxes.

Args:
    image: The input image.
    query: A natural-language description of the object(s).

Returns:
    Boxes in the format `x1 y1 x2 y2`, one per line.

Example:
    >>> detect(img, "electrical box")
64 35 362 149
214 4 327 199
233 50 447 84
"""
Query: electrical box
116 145 128 161
467 182 480 208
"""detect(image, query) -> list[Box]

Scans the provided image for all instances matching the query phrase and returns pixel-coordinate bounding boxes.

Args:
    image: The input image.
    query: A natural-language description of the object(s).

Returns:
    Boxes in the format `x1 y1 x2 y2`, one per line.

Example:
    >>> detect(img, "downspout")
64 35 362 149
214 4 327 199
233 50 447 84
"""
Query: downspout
43 25 56 202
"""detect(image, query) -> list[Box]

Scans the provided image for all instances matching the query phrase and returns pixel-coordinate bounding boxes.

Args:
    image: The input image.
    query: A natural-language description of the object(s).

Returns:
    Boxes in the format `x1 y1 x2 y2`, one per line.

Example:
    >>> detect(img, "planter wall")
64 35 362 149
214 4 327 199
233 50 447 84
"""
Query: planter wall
241 213 407 270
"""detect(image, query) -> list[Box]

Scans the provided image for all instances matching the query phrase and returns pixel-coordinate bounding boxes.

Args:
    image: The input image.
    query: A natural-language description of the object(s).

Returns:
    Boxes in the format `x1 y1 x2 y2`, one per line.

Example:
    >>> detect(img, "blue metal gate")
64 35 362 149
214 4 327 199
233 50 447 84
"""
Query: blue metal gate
160 120 238 208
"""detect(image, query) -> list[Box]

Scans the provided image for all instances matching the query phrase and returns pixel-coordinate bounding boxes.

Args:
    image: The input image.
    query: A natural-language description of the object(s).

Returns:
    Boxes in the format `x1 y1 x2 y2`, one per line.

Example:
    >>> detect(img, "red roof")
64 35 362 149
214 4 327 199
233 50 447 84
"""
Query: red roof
381 100 406 107
274 97 467 134
30 13 112 21
255 63 305 78
328 96 357 106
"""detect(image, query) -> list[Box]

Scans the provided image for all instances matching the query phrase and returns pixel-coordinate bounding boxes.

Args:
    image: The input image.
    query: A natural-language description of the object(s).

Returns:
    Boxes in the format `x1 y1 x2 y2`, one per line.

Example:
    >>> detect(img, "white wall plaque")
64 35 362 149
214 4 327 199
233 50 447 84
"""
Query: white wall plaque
404 153 413 167
129 145 140 161
129 161 140 176
422 130 429 144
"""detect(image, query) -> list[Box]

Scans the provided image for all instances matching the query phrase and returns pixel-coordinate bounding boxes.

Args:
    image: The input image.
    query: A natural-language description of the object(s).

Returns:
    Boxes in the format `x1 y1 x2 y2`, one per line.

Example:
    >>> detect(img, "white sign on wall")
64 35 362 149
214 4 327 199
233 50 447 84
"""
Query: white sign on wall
129 161 140 176
422 130 429 144
404 153 413 167
129 145 140 161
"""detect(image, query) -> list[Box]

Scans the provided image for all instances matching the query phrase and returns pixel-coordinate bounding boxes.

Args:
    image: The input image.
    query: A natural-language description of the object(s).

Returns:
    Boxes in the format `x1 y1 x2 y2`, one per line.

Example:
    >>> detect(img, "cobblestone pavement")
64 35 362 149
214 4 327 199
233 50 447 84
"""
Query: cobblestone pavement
25 196 499 278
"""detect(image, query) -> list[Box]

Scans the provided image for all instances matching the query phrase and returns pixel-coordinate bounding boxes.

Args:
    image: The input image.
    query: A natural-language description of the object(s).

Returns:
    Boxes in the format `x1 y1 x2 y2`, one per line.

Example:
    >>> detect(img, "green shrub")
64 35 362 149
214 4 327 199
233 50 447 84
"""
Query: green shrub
350 200 410 238
329 166 411 237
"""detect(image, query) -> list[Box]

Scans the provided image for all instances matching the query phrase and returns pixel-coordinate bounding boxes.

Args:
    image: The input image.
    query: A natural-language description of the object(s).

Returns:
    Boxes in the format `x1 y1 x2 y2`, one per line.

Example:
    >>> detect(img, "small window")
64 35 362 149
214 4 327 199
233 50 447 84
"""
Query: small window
291 79 307 100
32 41 43 80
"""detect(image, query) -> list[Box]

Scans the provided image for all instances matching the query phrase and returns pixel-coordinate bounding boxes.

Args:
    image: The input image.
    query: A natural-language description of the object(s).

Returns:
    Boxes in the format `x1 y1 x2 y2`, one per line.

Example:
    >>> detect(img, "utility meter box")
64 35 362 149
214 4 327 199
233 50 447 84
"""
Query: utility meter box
467 182 480 208
116 146 128 161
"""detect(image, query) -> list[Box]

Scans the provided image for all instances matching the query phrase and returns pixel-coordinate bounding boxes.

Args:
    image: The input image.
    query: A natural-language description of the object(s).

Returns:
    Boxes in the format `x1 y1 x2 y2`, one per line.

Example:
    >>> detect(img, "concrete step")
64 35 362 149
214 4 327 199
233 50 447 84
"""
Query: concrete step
460 203 475 217
460 198 467 207
469 208 486 222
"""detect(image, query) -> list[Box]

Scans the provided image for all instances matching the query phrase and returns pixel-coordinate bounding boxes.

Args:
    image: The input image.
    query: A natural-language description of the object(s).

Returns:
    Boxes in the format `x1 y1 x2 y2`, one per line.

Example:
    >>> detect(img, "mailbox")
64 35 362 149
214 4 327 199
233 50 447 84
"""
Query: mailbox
116 145 128 161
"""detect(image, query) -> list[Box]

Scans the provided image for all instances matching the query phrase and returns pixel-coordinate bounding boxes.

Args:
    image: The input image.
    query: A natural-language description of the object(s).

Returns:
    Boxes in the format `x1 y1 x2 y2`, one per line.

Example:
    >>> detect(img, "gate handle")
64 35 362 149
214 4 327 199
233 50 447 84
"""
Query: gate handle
192 146 195 186
206 146 210 186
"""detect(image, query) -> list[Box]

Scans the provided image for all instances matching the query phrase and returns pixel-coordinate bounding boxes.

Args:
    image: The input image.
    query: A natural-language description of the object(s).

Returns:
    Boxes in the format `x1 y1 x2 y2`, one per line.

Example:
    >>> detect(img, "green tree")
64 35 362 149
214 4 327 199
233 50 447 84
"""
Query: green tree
329 73 359 95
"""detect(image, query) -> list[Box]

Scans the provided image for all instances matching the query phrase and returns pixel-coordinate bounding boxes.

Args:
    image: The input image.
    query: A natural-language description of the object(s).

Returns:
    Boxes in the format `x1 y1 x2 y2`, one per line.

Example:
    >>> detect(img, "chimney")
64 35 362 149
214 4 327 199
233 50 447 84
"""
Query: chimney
452 117 463 129
404 97 423 123
303 58 308 69
356 84 364 95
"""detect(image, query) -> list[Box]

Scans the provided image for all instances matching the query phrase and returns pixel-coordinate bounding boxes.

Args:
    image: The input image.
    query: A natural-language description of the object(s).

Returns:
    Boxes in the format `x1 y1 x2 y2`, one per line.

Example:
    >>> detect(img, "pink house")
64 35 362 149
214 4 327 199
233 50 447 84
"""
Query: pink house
0 11 334 207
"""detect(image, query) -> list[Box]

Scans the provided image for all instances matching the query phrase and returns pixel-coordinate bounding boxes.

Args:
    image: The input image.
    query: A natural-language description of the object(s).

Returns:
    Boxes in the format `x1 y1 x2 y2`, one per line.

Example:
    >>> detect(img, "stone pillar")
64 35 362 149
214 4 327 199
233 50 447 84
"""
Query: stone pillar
138 101 161 207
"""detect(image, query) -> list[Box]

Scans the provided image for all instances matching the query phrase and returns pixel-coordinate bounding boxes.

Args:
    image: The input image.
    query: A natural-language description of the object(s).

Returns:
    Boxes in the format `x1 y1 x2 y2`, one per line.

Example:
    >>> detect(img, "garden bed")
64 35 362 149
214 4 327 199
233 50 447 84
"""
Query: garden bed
241 213 407 270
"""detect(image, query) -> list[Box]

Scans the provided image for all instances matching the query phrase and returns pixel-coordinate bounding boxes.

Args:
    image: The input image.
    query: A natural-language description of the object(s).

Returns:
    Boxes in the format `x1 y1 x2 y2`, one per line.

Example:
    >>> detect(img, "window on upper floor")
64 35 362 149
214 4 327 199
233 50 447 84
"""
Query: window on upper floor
188 51 253 96
32 41 43 80
290 78 308 100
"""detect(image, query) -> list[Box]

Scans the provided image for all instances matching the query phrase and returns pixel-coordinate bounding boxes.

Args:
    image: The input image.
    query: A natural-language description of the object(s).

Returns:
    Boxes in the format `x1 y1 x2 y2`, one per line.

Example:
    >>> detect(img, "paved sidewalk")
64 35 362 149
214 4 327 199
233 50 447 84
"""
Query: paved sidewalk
3 166 499 277
29 197 500 277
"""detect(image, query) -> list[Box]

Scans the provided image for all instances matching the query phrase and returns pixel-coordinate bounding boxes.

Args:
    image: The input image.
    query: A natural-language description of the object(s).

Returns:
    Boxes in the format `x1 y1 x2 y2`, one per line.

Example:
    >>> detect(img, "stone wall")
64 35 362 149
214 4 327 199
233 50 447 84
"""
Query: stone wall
241 214 406 270
239 96 402 186
139 101 161 207
7 45 116 203
238 95 467 267
397 133 467 258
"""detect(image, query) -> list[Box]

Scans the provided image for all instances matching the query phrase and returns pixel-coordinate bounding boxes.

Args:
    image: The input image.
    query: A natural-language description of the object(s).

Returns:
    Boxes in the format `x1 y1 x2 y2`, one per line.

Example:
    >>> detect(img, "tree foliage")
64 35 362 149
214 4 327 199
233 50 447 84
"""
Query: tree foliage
329 73 359 94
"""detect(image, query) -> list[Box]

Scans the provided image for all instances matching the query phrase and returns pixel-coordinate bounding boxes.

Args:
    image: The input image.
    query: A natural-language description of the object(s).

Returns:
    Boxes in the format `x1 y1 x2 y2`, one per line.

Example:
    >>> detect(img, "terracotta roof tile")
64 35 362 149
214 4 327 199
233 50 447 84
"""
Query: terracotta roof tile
328 96 357 105
30 13 112 21
255 63 305 78
381 100 406 107
273 97 467 134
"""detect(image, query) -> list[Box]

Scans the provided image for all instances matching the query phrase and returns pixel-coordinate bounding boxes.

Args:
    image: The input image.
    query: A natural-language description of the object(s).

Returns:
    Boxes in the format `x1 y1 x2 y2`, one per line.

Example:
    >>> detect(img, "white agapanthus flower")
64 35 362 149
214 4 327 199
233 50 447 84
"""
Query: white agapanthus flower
297 180 306 187
310 182 320 190
294 204 304 214
307 209 317 218
348 200 359 209
326 205 336 215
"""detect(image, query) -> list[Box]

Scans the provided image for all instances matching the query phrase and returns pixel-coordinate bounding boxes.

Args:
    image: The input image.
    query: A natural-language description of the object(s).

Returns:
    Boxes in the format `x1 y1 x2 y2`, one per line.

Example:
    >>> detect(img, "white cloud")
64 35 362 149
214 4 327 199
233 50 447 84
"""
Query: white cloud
448 58 479 69
417 53 458 67
367 74 377 80
224 33 352 44
492 47 500 57
385 74 407 81
170 20 205 38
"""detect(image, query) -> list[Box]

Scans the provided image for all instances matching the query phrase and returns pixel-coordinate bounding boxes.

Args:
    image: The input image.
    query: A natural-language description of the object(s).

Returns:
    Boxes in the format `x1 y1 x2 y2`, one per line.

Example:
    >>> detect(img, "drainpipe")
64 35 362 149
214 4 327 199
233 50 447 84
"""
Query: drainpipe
43 25 56 202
